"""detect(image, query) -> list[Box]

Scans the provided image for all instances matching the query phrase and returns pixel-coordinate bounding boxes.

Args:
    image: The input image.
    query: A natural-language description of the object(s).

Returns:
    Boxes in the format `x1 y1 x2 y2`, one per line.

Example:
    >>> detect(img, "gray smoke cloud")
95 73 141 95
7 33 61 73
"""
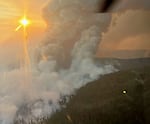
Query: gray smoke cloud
0 0 116 124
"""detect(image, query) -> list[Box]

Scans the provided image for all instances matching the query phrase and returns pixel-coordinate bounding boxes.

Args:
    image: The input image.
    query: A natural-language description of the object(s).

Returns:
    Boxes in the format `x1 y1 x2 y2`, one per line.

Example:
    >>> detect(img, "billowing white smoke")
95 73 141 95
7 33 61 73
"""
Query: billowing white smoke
0 0 116 124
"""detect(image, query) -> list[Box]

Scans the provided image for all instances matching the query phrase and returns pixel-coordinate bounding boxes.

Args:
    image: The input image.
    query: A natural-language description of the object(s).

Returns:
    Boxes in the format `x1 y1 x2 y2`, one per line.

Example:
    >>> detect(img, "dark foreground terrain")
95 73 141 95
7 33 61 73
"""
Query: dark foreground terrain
44 62 150 124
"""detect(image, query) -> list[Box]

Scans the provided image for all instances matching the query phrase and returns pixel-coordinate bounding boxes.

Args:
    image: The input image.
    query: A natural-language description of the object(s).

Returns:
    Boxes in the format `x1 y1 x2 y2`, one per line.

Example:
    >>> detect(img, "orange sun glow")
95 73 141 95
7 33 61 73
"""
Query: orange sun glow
20 17 30 27
15 16 30 31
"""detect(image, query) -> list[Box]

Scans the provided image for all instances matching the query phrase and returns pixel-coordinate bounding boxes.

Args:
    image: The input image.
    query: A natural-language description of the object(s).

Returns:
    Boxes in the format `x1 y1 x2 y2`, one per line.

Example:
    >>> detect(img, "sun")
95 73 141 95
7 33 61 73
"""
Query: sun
15 16 30 31
20 17 30 27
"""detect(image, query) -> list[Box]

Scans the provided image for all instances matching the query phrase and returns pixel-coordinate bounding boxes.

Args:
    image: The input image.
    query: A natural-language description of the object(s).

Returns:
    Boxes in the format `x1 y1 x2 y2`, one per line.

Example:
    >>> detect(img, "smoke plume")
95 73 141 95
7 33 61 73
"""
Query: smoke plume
0 0 116 124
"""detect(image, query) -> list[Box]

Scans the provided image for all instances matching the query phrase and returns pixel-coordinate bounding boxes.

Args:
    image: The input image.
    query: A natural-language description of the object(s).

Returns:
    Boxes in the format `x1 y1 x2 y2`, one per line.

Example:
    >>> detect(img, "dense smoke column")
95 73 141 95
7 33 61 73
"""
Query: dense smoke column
0 1 116 124
37 0 112 69
31 0 115 119
30 0 115 121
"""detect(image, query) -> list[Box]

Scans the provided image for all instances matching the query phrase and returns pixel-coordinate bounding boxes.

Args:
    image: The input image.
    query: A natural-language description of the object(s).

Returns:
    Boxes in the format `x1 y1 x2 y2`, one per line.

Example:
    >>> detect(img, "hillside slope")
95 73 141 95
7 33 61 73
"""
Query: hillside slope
44 66 150 124
95 58 150 70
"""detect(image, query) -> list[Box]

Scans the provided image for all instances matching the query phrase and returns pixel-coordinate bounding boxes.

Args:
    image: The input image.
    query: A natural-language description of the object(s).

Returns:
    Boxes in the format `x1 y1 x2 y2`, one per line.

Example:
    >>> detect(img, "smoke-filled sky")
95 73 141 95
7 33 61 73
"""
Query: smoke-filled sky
0 0 49 67
97 0 150 58
0 0 150 61
0 0 149 123
0 0 116 123
0 0 48 41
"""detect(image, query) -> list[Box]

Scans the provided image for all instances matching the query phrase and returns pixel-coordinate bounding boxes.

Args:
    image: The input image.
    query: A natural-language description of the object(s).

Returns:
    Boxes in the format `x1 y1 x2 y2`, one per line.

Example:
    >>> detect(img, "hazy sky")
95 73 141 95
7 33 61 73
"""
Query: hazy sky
99 10 150 50
0 0 149 59
0 0 48 66
98 0 150 51
0 0 48 42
